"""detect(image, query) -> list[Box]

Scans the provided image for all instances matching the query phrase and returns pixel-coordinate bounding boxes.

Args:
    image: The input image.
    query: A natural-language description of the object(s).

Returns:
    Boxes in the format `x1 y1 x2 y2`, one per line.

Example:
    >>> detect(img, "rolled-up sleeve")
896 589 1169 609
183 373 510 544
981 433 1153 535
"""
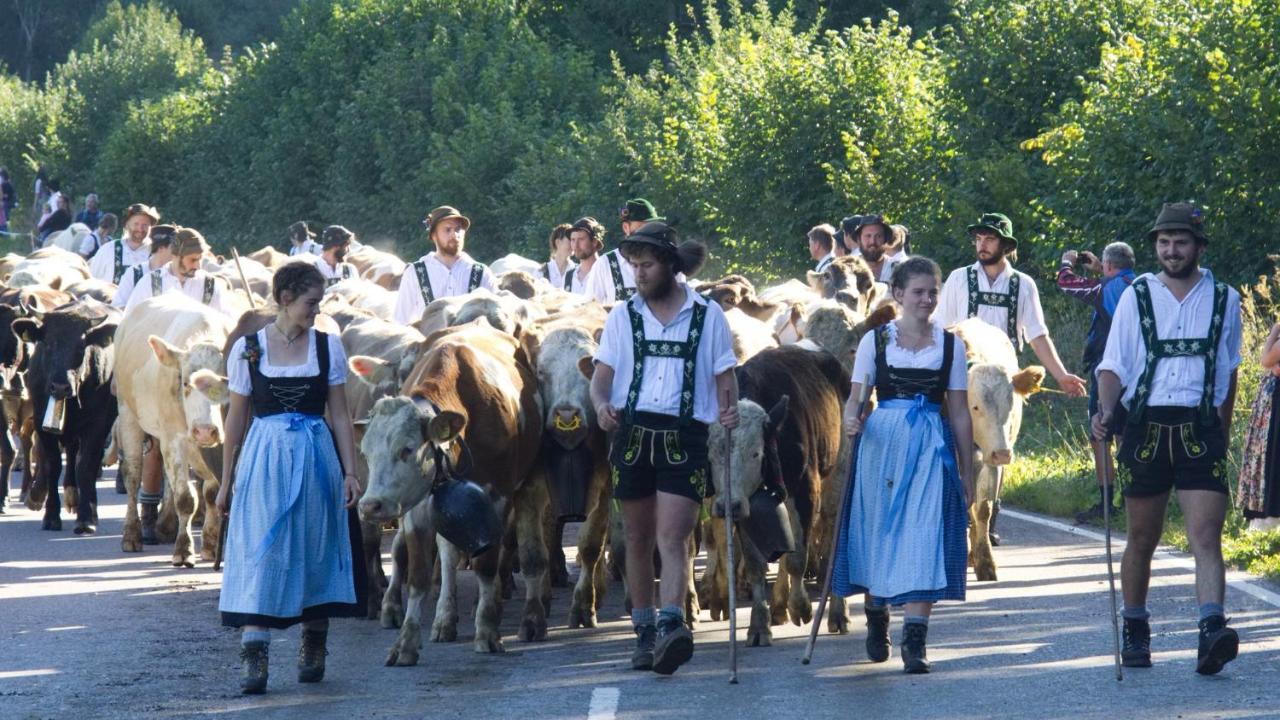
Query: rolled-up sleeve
704 304 738 375
1095 286 1139 389
393 267 423 325
1018 274 1049 342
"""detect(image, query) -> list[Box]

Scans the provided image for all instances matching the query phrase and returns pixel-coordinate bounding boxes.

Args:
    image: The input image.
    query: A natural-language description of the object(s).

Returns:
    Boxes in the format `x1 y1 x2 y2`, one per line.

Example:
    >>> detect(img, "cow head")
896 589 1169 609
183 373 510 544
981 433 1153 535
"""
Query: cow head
800 302 895 376
358 395 466 522
149 335 230 447
349 351 422 413
497 270 540 300
708 397 788 520
13 301 118 402
522 324 598 450
967 363 1043 467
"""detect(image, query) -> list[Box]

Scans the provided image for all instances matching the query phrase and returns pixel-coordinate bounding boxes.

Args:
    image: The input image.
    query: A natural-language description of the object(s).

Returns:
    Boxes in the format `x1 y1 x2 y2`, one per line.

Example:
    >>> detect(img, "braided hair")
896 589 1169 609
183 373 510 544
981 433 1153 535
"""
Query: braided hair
272 260 325 305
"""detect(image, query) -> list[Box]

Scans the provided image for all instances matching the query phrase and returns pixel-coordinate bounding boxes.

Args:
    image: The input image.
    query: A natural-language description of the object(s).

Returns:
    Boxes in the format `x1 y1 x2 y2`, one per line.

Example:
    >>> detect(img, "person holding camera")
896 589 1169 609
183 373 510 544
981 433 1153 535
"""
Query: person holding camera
1058 242 1136 522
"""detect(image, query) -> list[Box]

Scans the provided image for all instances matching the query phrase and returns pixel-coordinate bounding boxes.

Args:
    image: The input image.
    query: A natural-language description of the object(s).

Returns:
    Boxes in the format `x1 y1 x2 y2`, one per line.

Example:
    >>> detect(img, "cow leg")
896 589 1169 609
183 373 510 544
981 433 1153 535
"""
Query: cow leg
35 431 62 531
569 467 610 628
701 511 728 622
380 528 407 628
165 442 198 568
364 519 387 620
190 448 221 562
429 533 462 646
471 540 506 653
62 440 79 515
546 514 570 589
117 406 146 552
73 426 107 531
513 477 550 642
969 462 999 582
18 413 35 506
388 508 435 666
740 534 772 647
497 524 517 601
608 501 631 612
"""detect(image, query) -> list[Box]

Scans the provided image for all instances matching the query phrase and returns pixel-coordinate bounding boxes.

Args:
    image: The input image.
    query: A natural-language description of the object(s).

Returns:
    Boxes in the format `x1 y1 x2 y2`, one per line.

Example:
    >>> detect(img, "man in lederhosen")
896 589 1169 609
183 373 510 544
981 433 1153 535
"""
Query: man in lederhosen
565 216 605 295
89 203 157 284
126 228 236 317
392 205 495 325
585 198 661 306
590 220 738 675
1092 202 1242 675
936 212 1087 544
313 225 358 288
111 224 176 310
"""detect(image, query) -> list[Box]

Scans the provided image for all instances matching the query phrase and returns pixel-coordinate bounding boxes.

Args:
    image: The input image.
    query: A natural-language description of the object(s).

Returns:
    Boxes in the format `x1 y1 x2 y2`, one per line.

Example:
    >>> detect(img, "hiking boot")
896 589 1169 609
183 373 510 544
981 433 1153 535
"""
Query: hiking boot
297 629 328 683
631 624 656 671
1196 615 1239 676
989 499 1002 546
865 607 891 663
140 502 159 546
652 618 693 675
239 641 269 694
1121 617 1152 668
900 623 931 674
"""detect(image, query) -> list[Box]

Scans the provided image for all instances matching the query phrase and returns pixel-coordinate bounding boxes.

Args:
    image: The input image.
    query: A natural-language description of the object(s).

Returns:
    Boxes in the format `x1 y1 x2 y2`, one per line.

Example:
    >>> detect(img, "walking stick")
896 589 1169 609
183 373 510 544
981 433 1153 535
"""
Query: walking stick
1100 442 1123 681
802 378 872 665
724 418 738 684
229 248 260 310
213 484 231 572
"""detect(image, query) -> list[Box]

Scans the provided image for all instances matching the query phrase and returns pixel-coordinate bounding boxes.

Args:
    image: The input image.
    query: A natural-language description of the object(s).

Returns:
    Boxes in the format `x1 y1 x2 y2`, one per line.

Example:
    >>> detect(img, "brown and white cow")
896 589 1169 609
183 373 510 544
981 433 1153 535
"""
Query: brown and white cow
949 317 1045 581
325 278 397 322
6 248 91 290
355 319 548 663
115 294 233 565
347 246 406 290
519 316 611 628
246 246 292 270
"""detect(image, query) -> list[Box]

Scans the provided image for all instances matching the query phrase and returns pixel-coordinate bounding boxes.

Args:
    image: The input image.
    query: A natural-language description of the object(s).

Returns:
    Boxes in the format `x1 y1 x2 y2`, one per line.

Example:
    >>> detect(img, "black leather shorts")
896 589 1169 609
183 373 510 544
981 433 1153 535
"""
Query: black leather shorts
1119 406 1228 497
609 412 710 503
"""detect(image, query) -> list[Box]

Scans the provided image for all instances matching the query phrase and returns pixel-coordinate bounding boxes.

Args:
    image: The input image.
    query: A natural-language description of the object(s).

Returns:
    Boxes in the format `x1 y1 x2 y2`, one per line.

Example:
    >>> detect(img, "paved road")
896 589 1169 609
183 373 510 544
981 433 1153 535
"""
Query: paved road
2 474 1279 720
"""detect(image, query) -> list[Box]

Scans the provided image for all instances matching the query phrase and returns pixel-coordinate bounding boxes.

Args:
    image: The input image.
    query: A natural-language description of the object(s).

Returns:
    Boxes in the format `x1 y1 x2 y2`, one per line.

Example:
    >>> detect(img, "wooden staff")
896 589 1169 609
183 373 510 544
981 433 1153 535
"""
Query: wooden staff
230 247 259 309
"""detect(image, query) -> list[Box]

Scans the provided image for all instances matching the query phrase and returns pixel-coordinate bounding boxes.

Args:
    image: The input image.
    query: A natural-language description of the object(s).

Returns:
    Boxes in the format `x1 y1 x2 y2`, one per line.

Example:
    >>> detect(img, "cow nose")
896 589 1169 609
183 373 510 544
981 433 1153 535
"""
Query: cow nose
552 406 582 432
191 424 220 447
988 449 1013 466
49 381 71 399
358 497 385 522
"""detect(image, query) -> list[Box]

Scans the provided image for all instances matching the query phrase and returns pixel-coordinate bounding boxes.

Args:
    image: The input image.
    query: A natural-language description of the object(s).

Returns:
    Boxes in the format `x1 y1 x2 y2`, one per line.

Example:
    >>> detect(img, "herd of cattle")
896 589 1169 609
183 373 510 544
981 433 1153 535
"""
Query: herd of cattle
0 243 1048 663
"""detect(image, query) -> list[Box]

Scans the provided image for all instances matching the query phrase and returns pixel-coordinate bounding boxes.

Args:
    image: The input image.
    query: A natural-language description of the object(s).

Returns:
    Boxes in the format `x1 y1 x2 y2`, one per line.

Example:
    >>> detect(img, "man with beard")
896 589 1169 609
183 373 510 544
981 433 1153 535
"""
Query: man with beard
1092 203 1242 675
392 205 495 325
590 220 738 675
853 214 906 283
585 198 661 305
126 228 236 317
90 203 157 284
566 216 605 295
313 225 358 288
111 224 176 310
937 212 1086 546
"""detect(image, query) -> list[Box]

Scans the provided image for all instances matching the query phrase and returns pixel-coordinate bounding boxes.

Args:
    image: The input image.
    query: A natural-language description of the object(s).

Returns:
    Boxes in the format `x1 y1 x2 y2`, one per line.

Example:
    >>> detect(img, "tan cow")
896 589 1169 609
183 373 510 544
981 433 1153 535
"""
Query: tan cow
246 245 291 270
949 318 1045 581
325 278 397 321
115 294 233 566
6 247 91 289
354 320 549 663
347 246 405 290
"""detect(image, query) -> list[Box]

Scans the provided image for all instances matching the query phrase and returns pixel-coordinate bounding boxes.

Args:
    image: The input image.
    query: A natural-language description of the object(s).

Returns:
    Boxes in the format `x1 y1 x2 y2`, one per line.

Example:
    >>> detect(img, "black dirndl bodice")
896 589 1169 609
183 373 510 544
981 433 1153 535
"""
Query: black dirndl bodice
244 330 330 418
873 325 955 404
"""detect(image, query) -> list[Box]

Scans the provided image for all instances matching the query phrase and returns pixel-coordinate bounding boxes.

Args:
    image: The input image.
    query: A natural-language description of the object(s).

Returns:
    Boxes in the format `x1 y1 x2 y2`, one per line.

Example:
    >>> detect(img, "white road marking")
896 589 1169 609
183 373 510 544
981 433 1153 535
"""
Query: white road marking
587 687 620 720
1003 507 1280 608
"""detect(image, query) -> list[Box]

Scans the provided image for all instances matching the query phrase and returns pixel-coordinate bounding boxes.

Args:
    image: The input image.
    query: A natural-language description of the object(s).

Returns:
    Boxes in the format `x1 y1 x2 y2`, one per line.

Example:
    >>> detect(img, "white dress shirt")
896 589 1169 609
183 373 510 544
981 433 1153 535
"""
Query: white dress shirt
875 253 907 283
544 259 577 290
584 249 636 305
290 240 322 257
79 230 109 258
89 238 151 283
851 321 969 390
314 256 357 286
567 259 594 295
111 260 159 309
815 252 835 272
392 251 497 325
125 265 236 317
936 261 1048 346
1096 270 1242 410
593 286 737 425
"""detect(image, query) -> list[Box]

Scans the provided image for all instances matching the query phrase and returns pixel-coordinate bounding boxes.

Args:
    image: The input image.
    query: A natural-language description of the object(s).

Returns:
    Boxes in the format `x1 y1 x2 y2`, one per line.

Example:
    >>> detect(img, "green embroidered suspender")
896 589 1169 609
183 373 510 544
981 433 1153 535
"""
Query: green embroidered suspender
623 300 708 425
966 266 1020 343
414 260 435 305
468 263 486 292
1127 277 1227 427
608 252 635 301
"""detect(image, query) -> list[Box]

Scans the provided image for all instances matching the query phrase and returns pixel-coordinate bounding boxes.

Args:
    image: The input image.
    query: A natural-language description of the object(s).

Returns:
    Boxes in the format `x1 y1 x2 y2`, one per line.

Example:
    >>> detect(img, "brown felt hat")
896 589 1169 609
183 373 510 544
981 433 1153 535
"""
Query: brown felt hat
149 224 178 248
173 228 209 257
422 206 471 233
122 203 160 224
1146 202 1208 244
321 224 355 250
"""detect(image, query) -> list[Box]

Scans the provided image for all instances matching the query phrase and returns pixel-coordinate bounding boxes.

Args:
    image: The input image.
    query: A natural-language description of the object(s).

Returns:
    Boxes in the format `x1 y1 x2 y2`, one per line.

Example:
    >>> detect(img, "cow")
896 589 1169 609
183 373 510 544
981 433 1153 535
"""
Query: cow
325 278 397 321
62 278 117 304
799 302 896 377
519 316 611 628
13 299 119 534
948 317 1046 581
6 248 91 290
723 307 778 363
114 294 233 565
0 287 70 511
46 223 94 254
339 317 426 618
489 253 543 277
705 344 851 644
496 270 546 300
246 245 292 270
354 319 549 663
204 255 273 300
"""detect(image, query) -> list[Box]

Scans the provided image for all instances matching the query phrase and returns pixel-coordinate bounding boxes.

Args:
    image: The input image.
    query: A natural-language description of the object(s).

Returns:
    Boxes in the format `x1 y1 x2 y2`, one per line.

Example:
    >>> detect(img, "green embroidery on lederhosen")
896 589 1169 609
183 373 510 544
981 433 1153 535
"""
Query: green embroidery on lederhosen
608 252 635 301
663 430 687 464
467 263 486 292
1113 463 1133 501
688 467 708 499
622 299 708 425
1127 278 1227 427
113 241 126 284
620 426 643 464
150 268 164 295
966 266 1020 344
1134 422 1160 463
413 259 434 305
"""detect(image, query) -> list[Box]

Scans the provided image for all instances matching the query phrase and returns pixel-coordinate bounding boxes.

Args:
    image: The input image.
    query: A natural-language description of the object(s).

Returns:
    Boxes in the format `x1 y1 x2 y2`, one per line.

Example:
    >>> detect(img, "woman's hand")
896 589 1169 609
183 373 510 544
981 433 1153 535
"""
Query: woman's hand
344 474 362 509
843 411 865 438
216 478 232 513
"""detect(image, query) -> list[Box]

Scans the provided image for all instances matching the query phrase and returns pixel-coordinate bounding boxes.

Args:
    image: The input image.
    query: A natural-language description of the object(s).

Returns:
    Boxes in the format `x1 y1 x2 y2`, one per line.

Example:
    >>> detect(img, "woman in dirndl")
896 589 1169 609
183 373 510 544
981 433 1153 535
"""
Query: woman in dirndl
1238 321 1280 527
832 256 974 674
216 261 365 694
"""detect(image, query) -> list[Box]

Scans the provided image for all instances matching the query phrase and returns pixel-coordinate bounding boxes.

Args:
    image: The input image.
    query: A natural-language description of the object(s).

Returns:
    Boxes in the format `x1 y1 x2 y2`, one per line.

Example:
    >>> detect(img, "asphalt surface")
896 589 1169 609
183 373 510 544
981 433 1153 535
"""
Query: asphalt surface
2 471 1279 720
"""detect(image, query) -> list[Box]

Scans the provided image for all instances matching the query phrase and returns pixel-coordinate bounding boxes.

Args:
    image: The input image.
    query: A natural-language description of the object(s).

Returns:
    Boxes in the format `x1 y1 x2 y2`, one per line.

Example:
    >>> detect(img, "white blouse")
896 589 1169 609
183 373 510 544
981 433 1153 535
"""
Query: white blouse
851 321 968 391
228 328 347 396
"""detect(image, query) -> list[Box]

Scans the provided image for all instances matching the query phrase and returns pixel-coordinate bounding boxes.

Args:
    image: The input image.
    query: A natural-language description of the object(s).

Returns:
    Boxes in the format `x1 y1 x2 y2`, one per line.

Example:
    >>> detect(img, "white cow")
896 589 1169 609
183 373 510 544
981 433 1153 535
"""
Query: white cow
489 253 543 277
6 247 91 290
115 294 233 567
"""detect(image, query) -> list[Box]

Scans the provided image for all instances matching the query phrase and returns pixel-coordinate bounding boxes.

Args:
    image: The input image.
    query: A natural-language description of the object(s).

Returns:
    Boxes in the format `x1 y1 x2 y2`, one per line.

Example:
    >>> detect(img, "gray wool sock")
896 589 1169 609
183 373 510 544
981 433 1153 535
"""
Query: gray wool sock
1121 606 1150 621
631 607 656 628
241 629 271 646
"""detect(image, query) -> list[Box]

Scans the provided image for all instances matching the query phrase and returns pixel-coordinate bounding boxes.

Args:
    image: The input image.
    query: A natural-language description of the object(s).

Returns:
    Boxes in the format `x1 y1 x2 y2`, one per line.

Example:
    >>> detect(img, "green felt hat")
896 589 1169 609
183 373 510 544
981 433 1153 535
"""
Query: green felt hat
966 212 1018 247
